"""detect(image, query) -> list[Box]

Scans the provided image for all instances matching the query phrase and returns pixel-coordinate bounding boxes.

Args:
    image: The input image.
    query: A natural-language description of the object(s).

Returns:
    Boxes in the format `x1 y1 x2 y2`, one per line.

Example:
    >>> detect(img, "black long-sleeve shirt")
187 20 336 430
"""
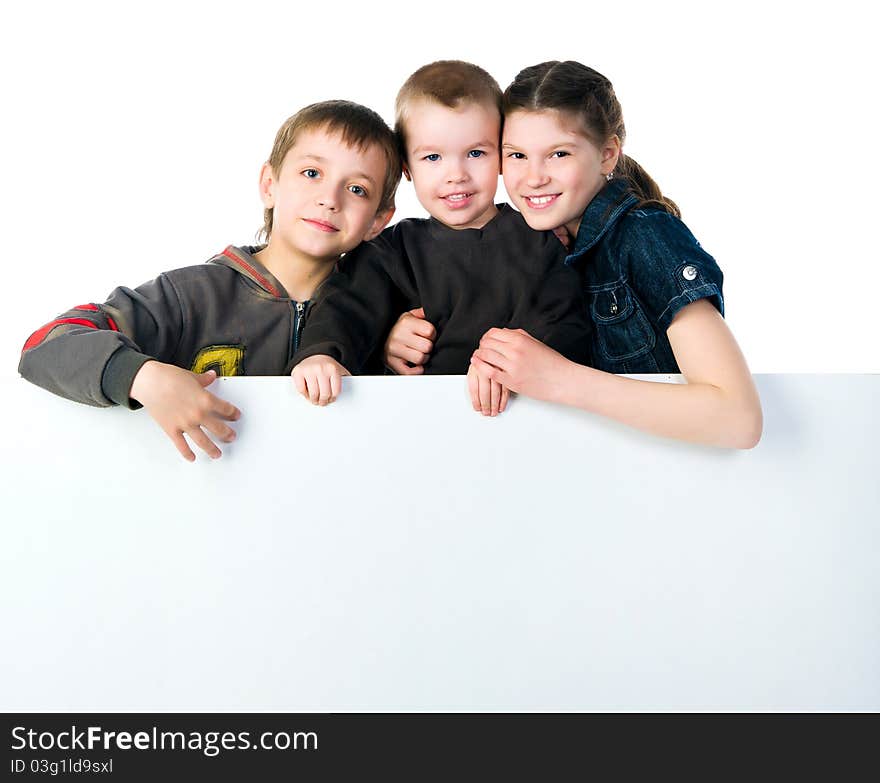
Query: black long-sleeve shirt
291 204 591 374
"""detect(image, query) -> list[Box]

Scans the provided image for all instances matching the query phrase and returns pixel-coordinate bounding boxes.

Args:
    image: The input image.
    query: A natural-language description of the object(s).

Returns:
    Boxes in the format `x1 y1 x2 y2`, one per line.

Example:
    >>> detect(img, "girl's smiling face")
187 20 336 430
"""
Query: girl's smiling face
501 109 619 239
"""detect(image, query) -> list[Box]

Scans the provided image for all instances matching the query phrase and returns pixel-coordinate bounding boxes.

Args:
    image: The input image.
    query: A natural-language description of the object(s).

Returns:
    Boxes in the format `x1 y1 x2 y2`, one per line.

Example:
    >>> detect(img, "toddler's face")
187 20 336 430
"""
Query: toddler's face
262 127 391 261
502 109 615 238
403 100 500 230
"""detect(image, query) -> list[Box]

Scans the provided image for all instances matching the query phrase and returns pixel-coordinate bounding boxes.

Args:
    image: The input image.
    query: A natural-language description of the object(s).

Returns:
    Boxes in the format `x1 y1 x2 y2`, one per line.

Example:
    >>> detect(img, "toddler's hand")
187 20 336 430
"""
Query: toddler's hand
467 362 509 417
130 361 240 462
292 354 350 405
384 307 436 375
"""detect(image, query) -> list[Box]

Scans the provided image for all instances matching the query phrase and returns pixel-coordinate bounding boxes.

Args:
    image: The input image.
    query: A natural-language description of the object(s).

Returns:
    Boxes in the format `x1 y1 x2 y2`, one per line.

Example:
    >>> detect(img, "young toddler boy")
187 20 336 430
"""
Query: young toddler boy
19 100 401 460
289 61 590 415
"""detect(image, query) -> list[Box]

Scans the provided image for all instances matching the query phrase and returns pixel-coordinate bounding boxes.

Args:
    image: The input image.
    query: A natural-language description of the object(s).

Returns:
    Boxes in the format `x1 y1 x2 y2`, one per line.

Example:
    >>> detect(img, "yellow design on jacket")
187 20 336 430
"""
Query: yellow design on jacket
190 345 245 376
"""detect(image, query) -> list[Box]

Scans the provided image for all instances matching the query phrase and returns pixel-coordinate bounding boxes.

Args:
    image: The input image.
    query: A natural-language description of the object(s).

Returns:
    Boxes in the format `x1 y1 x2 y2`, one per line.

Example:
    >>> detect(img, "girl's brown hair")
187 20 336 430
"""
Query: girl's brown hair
503 61 679 217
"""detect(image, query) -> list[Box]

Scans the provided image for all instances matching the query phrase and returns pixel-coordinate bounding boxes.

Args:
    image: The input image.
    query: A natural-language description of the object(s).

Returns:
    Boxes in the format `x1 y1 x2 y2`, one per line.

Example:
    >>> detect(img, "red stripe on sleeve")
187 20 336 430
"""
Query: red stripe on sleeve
77 304 119 332
22 317 102 352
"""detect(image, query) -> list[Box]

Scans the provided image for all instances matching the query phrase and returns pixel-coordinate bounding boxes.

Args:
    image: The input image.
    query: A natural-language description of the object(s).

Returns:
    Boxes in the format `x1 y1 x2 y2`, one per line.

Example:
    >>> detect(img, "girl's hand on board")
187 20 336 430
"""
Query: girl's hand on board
471 328 574 404
383 307 436 375
466 363 509 417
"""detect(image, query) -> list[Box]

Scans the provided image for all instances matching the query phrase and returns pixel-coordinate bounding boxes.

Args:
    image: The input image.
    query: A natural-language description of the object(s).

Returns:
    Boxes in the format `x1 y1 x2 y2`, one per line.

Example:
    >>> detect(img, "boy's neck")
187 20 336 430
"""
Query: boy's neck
433 203 499 231
254 242 337 302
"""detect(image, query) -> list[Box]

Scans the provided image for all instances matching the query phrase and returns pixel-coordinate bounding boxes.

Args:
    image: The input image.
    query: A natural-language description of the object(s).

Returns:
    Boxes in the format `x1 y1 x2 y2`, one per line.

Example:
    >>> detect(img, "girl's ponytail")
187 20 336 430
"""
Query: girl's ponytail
616 154 679 218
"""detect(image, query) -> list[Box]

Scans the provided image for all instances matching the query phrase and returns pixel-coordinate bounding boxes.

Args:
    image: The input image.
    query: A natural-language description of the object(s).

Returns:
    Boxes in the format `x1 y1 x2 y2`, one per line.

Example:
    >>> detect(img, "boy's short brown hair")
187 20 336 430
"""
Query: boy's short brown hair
261 100 401 241
394 61 503 158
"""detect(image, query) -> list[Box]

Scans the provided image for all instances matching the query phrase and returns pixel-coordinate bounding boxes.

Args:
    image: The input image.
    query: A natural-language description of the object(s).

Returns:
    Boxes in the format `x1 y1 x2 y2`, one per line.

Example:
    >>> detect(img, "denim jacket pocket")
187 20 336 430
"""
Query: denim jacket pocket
588 282 656 362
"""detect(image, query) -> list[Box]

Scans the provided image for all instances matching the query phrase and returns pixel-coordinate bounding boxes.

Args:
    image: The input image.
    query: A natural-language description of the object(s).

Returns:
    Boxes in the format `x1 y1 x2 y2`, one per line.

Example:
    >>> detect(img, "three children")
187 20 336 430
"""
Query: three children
289 61 591 415
19 60 762 453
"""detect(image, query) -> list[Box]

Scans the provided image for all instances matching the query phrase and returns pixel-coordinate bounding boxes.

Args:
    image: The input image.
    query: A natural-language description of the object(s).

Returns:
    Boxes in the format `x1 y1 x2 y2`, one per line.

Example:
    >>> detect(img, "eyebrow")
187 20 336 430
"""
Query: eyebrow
502 141 576 150
297 154 377 185
411 139 498 155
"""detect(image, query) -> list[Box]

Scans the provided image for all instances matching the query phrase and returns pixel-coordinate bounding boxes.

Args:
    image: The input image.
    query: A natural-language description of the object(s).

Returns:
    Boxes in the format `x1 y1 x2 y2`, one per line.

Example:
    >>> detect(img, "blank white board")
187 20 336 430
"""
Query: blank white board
1 374 877 710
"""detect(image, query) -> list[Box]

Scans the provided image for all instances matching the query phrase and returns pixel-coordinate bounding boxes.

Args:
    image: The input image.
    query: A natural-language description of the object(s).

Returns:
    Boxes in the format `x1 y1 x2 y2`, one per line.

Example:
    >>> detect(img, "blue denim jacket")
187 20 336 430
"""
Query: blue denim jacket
564 178 724 373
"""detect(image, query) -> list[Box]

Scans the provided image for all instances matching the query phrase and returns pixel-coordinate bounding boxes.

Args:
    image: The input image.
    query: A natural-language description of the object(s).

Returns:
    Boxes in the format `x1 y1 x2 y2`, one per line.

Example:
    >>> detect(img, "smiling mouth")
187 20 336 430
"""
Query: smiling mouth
524 194 560 209
303 218 339 233
441 192 474 209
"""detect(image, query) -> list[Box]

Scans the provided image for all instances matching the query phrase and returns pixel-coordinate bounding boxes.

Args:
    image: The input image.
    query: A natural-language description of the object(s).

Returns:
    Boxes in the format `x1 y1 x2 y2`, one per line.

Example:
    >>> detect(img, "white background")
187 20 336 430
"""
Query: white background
1 0 877 375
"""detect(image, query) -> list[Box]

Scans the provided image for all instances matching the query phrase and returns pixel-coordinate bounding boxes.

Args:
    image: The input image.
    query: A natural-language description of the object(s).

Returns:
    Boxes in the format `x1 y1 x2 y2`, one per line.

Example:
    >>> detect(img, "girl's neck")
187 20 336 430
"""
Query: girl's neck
564 216 583 241
565 178 618 242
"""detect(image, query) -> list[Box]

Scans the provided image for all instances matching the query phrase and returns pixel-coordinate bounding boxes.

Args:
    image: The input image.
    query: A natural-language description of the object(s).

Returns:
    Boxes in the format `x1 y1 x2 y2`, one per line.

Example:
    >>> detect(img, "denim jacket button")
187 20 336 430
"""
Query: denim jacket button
682 265 698 281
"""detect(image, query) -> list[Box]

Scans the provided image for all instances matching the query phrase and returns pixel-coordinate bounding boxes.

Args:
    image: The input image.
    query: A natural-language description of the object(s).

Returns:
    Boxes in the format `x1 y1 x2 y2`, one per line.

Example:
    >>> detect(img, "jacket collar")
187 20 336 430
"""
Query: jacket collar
208 245 290 299
565 178 638 265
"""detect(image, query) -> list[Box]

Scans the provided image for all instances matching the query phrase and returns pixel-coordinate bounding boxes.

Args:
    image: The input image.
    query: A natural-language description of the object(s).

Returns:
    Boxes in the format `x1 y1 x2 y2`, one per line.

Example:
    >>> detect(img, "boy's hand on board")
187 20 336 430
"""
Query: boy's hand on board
466 363 509 417
384 307 436 375
129 361 240 462
292 354 350 406
471 328 574 404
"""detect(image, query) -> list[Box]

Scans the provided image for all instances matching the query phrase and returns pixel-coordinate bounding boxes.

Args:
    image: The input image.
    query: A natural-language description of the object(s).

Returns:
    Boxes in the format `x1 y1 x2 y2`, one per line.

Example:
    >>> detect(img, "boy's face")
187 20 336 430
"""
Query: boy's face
261 127 393 261
403 100 500 230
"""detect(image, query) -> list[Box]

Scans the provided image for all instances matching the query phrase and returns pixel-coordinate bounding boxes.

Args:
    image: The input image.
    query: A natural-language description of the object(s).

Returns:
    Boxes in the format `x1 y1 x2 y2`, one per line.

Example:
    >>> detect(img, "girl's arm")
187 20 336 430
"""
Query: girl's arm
470 298 762 449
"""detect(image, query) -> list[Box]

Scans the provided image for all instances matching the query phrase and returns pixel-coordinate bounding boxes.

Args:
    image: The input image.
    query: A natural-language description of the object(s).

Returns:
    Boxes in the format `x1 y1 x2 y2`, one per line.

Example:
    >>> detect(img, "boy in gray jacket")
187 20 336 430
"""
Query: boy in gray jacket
19 100 400 461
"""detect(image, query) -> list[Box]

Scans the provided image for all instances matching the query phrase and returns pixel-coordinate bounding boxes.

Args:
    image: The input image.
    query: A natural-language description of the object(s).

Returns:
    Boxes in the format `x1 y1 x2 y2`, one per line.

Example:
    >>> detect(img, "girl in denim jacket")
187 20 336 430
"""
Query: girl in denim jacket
387 60 761 448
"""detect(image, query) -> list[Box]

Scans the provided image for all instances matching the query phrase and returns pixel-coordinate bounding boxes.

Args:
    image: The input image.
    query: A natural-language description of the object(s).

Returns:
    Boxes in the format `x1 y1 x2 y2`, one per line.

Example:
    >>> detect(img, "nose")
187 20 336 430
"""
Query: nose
526 161 549 189
316 186 339 211
445 160 468 184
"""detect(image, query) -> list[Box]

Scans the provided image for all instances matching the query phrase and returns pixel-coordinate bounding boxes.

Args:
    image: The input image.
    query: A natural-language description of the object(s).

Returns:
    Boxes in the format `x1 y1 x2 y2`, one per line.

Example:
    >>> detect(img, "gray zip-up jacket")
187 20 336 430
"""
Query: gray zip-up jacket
19 245 311 408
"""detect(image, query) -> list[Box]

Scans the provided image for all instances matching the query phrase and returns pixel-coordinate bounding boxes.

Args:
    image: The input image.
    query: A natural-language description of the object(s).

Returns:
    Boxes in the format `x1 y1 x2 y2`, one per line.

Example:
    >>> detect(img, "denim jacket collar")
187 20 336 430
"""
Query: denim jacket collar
565 178 638 266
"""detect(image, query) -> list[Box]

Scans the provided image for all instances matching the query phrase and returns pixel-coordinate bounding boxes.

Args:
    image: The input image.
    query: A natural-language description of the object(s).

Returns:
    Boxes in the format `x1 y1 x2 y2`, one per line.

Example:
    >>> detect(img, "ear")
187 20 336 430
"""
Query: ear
402 162 412 182
601 135 622 176
258 162 276 208
363 207 395 241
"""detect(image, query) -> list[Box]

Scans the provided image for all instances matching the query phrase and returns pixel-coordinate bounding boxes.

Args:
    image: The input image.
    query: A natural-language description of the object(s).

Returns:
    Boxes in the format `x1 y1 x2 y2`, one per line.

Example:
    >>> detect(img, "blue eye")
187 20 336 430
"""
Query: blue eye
302 168 320 178
348 184 367 197
467 150 484 158
423 153 440 162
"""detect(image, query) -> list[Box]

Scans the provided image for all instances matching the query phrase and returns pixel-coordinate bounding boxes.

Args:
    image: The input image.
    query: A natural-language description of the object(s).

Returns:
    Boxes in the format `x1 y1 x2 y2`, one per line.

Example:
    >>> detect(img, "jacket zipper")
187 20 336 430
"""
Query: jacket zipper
293 301 307 353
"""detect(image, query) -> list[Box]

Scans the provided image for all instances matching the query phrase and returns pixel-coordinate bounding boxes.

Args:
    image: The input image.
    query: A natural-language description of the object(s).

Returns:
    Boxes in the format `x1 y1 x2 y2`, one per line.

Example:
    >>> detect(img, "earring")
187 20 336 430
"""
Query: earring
605 171 614 182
